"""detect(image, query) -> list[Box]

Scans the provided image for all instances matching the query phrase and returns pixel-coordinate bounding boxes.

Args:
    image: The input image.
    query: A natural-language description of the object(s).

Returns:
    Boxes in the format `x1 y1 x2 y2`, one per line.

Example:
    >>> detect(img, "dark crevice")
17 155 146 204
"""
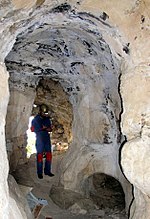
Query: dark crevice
100 12 109 21
51 3 71 13
123 43 130 54
78 12 112 27
70 62 84 67
117 69 131 185
141 15 145 23
5 60 59 78
128 186 135 219
84 173 126 211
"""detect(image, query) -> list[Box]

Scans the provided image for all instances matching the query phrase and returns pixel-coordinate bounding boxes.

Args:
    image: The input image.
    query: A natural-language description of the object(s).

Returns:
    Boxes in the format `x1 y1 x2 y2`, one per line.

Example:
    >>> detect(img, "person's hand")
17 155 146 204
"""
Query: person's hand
42 125 52 132
47 127 52 132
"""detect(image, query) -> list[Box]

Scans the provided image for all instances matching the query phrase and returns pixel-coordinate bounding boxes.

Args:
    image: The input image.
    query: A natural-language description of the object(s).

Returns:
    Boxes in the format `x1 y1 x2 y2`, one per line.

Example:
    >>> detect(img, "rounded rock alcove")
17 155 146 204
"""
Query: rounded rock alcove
83 173 126 211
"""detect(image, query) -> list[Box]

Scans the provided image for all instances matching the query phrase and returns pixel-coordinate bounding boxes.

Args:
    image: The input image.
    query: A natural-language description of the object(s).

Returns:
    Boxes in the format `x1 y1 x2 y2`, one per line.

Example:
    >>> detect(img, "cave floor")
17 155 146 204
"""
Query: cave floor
12 152 128 219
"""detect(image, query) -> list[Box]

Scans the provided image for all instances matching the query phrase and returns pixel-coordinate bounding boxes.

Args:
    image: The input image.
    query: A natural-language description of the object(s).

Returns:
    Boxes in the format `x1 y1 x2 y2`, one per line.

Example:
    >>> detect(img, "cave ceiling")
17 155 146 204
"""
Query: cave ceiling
3 3 127 146
5 3 124 95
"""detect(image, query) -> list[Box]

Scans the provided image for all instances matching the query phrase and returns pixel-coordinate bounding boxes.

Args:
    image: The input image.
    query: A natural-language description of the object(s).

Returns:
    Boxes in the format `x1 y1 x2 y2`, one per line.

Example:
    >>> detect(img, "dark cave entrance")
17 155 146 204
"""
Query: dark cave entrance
31 78 73 152
84 173 126 211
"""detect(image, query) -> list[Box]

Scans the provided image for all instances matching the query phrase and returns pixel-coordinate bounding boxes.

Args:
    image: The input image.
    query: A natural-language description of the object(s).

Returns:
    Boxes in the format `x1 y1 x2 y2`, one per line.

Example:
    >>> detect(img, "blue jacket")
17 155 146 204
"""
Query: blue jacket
31 115 52 142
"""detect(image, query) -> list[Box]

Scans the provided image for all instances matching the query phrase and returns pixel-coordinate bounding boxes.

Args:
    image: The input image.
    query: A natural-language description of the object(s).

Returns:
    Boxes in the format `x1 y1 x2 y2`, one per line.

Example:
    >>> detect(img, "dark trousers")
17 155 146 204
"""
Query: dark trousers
36 152 52 174
35 136 52 175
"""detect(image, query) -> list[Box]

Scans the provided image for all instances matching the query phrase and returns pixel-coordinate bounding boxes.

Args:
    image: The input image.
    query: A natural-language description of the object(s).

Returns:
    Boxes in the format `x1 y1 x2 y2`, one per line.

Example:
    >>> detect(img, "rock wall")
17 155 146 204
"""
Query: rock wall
0 63 34 218
0 0 149 218
8 174 33 219
0 63 10 219
121 59 150 218
6 87 36 172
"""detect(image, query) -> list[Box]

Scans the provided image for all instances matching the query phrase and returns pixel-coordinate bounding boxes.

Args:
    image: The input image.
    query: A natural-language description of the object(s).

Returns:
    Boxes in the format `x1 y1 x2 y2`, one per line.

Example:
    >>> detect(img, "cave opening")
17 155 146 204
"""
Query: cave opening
83 173 126 211
26 78 73 158
5 75 73 174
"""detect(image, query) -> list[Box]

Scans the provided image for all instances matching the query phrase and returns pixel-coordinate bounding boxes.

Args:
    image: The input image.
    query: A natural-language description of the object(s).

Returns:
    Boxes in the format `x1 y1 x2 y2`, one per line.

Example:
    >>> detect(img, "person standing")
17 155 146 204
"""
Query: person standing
31 104 54 179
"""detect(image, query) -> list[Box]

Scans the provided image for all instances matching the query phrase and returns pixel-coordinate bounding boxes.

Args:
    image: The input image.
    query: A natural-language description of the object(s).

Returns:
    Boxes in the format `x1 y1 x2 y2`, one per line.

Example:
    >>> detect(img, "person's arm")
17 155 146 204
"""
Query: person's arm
30 116 43 132
42 126 52 132
42 118 53 132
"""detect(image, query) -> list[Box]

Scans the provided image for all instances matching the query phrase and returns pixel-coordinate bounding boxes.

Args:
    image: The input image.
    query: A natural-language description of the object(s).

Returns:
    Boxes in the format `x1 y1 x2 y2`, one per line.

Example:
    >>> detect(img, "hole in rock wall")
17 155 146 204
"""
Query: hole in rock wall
35 78 73 146
5 74 73 172
83 173 125 211
26 78 73 158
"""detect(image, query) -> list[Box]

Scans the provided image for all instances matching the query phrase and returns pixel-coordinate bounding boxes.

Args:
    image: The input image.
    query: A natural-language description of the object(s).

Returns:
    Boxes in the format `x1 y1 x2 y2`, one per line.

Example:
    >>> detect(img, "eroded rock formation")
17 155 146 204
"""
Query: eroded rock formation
0 0 149 218
34 79 73 144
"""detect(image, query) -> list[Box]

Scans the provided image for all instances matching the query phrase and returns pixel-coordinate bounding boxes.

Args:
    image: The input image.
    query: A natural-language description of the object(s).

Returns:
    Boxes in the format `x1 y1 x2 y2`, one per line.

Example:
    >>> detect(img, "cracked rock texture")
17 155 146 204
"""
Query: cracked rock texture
6 87 36 171
0 0 149 218
34 79 73 144
8 174 33 219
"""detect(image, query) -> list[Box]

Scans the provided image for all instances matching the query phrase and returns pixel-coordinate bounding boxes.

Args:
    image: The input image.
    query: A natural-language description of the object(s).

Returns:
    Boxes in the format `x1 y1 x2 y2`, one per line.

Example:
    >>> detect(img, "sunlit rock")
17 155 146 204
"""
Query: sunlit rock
0 1 149 218
8 174 33 219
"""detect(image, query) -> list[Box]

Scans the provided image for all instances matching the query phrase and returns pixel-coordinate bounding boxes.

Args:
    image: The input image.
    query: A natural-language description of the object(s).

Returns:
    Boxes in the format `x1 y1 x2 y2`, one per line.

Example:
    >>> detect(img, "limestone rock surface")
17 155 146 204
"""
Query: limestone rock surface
0 1 149 219
121 66 150 218
8 174 33 219
6 87 36 172
0 64 9 219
